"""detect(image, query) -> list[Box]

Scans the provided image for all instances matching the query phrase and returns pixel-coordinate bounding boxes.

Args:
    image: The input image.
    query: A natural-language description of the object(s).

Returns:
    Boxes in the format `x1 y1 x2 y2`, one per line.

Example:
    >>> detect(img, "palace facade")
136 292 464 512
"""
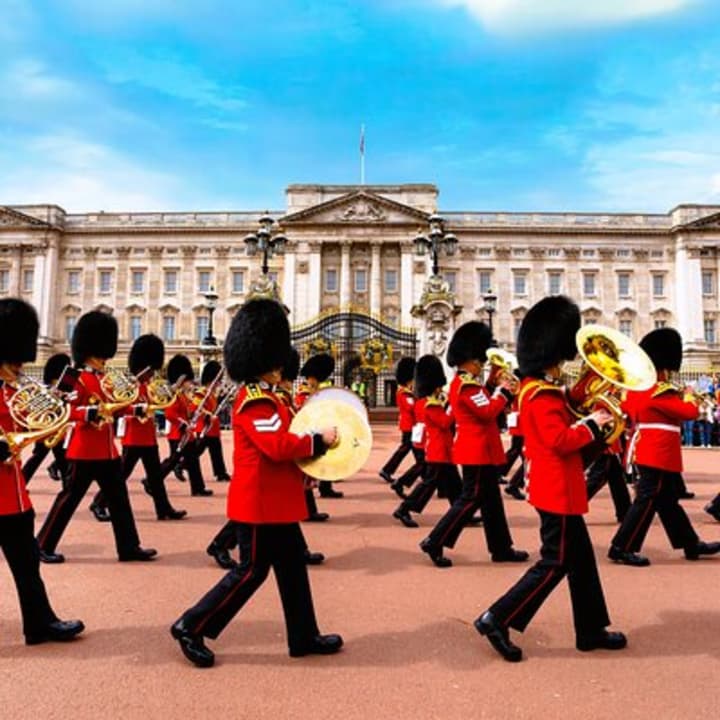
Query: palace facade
2 183 720 369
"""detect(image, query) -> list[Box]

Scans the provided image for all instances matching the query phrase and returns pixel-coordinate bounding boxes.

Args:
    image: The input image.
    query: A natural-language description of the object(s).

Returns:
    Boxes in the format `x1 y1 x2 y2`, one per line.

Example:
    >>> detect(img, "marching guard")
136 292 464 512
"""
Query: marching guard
196 360 231 483
476 296 625 662
419 321 527 567
608 327 720 566
171 299 341 668
36 311 157 563
0 299 84 645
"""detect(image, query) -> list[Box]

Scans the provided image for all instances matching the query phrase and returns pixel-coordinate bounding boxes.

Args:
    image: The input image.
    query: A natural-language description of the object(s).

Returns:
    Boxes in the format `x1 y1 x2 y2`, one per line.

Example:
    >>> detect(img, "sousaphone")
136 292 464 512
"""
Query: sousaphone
290 388 372 480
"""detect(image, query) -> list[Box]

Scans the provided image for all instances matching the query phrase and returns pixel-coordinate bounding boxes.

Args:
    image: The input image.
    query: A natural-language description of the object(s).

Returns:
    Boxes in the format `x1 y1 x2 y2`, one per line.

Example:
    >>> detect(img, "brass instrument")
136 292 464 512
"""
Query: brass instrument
569 325 657 444
290 388 373 480
138 372 179 423
675 381 715 412
486 347 520 394
94 367 140 424
1 374 71 460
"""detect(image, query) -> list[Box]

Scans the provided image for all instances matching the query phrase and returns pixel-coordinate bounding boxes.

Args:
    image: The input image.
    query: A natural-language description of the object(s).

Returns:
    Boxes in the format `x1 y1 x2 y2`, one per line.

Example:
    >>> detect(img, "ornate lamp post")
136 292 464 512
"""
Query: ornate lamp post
244 214 287 276
413 214 458 277
483 289 498 339
202 285 219 346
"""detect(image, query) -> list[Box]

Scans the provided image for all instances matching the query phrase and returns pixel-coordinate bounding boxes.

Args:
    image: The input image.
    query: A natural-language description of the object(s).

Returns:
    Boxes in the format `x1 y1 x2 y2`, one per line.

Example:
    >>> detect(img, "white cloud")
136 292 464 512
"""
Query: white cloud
2 59 81 100
433 0 696 34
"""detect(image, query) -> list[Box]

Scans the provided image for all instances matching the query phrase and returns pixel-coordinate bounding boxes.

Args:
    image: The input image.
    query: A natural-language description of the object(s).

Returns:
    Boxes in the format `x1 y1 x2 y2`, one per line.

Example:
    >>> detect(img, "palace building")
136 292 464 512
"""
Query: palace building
2 183 720 398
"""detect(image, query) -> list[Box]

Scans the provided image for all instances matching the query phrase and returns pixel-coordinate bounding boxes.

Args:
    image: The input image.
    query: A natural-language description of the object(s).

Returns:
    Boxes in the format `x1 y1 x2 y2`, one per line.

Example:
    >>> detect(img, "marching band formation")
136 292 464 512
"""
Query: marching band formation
0 291 719 667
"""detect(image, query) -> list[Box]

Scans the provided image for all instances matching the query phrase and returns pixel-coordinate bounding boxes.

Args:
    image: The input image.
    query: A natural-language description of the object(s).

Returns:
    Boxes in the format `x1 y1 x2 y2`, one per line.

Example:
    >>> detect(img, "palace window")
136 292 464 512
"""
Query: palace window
164 270 178 294
652 273 665 297
654 319 667 329
162 315 176 342
384 269 398 293
547 248 562 257
232 271 245 294
513 317 522 341
131 270 145 294
477 270 492 295
67 270 81 294
548 271 563 295
704 318 716 344
198 270 211 293
0 269 8 293
582 273 596 297
22 269 34 293
354 269 367 293
130 316 142 341
99 270 112 294
582 249 596 257
619 319 633 336
65 316 77 342
445 271 457 294
617 273 631 298
702 270 715 296
325 268 338 292
512 271 527 296
616 249 630 257
196 316 209 342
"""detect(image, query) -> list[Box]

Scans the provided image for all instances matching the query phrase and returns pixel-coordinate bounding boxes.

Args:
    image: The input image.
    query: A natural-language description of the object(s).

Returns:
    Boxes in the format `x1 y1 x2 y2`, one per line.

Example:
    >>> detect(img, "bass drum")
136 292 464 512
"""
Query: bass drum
305 387 368 419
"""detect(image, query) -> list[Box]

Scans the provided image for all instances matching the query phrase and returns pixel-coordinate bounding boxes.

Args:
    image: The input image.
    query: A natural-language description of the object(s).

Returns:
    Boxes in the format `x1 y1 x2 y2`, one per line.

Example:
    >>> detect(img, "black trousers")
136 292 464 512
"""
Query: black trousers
500 435 523 476
179 522 319 651
202 436 229 480
425 465 513 555
586 453 631 522
488 511 610 637
37 459 142 557
400 463 461 514
1 510 58 637
22 443 69 485
612 466 698 553
168 439 207 494
210 519 312 556
305 487 320 517
381 431 413 476
93 445 176 517
396 447 425 489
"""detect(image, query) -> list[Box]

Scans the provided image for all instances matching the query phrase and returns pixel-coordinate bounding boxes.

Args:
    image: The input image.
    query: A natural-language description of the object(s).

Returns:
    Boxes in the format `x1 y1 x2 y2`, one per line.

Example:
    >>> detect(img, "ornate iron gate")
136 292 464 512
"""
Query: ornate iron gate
291 312 418 408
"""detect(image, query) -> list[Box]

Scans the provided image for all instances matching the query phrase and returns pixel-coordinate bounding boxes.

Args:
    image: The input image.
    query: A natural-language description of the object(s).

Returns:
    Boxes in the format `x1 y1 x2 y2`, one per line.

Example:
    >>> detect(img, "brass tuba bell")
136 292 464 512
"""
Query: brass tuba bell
569 325 657 444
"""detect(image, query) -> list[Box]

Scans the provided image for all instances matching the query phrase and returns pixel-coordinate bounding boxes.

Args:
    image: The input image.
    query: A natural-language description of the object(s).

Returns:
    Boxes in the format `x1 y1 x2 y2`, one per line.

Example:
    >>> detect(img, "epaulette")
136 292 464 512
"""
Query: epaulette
652 382 678 398
238 384 275 412
397 385 413 396
425 395 446 408
297 383 311 396
517 379 564 411
458 371 482 388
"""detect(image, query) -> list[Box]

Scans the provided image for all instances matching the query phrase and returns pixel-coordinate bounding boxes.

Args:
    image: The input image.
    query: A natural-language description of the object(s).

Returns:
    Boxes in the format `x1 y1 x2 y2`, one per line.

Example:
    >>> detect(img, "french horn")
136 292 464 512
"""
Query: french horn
569 325 657 444
486 347 520 394
94 367 140 424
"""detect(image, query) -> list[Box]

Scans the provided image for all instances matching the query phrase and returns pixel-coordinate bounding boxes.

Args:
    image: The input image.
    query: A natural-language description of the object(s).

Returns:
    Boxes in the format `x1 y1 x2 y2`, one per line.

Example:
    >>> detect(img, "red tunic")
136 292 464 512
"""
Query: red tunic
193 392 221 438
622 383 698 473
396 386 415 432
424 396 454 464
0 381 33 515
450 371 509 466
227 384 314 524
411 397 427 450
507 398 523 437
519 378 597 515
66 369 119 461
164 392 195 442
294 385 311 410
121 382 157 447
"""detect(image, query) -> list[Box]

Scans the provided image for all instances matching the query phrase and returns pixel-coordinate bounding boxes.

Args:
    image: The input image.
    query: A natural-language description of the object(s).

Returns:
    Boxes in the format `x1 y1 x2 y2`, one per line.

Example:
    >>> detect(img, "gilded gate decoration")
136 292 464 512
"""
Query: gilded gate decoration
291 311 417 407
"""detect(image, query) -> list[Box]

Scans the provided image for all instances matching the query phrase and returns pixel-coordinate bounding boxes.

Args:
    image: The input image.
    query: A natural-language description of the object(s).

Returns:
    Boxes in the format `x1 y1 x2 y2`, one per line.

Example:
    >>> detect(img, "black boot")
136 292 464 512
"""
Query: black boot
206 543 237 570
170 621 214 668
474 611 522 662
89 503 111 522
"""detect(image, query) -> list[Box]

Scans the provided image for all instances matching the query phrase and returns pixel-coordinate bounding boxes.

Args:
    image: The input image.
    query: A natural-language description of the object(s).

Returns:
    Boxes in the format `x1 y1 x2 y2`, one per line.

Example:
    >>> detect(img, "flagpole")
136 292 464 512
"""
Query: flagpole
360 124 365 185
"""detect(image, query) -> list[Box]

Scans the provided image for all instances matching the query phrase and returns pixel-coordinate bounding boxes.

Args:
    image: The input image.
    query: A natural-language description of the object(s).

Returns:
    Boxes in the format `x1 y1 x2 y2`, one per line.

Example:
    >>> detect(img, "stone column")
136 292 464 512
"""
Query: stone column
340 242 351 309
307 243 322 319
37 233 59 347
400 246 414 327
370 242 381 316
283 248 297 315
147 246 164 340
214 245 230 340
9 245 22 295
180 245 196 341
81 246 98 310
676 239 704 345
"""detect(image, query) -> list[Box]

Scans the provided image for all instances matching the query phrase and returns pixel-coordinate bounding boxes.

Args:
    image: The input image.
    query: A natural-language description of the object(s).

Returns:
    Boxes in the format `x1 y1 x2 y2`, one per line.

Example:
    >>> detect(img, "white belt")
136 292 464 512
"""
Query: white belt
625 423 681 473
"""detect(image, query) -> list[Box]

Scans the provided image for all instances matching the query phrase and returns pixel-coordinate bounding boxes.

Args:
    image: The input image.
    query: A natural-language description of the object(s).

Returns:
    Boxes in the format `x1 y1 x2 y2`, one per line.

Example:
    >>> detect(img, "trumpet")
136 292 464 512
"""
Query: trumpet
1 373 71 460
675 382 715 412
92 367 140 424
568 325 656 444
486 347 520 394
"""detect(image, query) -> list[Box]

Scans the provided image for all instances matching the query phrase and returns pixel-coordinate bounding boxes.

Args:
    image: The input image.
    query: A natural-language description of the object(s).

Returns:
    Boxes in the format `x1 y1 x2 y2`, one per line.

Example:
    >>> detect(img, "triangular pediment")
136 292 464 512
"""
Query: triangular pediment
0 206 51 229
680 211 720 230
281 191 430 226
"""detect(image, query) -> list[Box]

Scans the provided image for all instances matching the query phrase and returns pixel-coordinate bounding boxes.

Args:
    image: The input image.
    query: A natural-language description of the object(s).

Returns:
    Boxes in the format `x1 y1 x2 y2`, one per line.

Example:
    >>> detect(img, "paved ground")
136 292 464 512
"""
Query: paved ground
1 424 719 720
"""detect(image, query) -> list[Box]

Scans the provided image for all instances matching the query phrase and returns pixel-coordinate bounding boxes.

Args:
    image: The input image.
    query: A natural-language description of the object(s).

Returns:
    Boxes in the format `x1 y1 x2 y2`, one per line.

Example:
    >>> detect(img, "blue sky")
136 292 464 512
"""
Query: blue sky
2 0 719 213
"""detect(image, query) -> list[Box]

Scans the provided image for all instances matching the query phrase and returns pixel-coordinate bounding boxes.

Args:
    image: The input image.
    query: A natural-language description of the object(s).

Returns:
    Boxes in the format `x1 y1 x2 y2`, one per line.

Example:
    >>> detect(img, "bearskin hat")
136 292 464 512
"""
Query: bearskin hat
639 327 682 372
414 355 446 398
395 357 416 385
517 295 580 378
71 310 117 364
224 299 290 383
43 353 71 385
282 347 301 382
167 354 194 384
301 353 335 382
0 298 39 364
200 359 222 386
128 334 164 376
446 321 492 367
